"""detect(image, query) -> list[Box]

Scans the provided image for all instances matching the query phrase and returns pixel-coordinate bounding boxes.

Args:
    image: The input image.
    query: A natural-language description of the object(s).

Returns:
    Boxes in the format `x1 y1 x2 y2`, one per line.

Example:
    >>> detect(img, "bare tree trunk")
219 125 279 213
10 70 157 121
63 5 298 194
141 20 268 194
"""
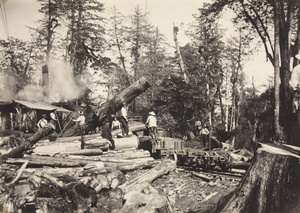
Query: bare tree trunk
173 25 189 83
112 6 130 87
274 1 281 138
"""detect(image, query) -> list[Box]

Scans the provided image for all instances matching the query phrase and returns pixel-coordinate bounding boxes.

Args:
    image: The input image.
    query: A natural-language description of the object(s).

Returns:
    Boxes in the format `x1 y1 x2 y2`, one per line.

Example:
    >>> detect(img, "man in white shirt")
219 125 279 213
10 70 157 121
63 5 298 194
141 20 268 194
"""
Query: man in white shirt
146 111 158 152
73 111 86 149
37 114 48 129
117 101 129 137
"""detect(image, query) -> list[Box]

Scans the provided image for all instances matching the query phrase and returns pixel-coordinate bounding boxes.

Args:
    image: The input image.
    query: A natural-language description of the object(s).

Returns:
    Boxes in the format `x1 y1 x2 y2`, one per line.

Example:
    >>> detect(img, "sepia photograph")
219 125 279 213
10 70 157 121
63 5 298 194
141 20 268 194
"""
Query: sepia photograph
0 0 299 212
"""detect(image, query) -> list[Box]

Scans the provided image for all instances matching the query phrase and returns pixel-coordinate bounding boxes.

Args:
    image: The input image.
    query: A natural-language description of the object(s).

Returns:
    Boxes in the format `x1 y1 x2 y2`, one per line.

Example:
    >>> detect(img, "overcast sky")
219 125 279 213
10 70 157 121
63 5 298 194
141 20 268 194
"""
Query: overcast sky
0 0 273 91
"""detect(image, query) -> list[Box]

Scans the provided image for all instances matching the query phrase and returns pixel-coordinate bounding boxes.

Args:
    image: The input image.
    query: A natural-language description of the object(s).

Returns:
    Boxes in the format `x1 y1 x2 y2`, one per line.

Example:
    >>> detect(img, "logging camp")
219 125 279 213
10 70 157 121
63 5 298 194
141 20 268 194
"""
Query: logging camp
0 99 72 134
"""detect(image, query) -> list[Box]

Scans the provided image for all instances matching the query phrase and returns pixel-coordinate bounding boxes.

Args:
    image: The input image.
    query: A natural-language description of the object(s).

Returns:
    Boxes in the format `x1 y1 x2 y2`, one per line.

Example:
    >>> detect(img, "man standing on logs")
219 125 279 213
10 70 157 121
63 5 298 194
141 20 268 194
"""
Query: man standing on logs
146 111 158 153
73 111 86 149
37 114 48 130
117 101 129 137
102 117 115 150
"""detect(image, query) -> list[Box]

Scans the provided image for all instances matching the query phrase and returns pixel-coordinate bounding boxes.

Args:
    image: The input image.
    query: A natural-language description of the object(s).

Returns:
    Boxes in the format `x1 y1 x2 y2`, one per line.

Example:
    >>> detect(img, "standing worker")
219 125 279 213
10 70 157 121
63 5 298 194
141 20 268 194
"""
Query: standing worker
200 123 209 150
49 111 57 130
37 114 48 129
146 111 158 152
111 115 121 130
117 101 129 137
73 111 86 149
102 117 116 150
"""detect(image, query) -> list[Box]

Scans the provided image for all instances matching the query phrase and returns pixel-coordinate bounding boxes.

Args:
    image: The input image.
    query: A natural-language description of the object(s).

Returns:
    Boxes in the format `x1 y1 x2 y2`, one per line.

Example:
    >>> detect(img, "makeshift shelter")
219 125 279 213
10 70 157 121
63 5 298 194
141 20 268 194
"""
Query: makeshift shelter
0 99 72 133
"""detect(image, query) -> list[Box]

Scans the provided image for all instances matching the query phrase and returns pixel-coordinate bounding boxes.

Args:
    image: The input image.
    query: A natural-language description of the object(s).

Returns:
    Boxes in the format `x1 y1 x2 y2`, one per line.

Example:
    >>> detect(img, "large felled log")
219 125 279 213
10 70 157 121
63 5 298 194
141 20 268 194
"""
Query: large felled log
116 159 176 213
116 183 173 213
0 123 55 162
120 159 176 193
218 143 300 213
112 122 146 136
62 77 150 137
33 135 139 156
33 140 109 156
5 155 98 167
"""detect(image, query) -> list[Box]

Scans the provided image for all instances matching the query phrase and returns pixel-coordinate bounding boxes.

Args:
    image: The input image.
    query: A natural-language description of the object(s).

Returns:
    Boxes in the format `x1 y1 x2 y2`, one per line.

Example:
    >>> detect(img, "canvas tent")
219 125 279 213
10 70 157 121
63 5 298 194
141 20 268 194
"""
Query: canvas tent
0 100 72 132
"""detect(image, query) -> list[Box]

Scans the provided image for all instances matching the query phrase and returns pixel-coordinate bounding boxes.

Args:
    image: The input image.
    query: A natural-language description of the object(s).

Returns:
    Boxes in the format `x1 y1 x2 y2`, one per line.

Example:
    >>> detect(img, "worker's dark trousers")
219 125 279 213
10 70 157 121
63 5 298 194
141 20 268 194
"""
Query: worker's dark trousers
79 125 85 149
118 117 129 136
202 134 209 149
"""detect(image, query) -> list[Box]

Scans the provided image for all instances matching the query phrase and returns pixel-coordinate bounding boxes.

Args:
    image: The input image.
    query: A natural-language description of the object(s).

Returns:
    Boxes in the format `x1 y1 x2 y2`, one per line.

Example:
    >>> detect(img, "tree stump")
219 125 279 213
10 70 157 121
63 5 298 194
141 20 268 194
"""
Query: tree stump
220 143 300 213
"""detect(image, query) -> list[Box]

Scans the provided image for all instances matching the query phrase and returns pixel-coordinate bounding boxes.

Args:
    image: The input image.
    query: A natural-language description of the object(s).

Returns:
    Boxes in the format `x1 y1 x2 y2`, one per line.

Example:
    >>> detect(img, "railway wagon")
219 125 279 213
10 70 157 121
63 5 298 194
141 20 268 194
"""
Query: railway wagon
156 137 232 172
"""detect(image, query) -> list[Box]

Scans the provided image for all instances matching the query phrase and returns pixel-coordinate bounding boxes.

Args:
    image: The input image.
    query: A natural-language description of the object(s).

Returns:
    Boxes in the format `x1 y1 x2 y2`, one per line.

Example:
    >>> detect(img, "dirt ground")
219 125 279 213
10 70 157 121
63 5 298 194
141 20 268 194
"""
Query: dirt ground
126 159 241 213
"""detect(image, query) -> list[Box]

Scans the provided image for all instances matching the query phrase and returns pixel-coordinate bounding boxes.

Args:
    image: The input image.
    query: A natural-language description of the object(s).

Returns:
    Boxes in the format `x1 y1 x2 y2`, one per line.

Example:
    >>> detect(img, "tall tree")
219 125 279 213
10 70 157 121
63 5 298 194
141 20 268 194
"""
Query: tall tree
126 6 153 112
201 0 300 144
190 10 225 130
63 0 106 78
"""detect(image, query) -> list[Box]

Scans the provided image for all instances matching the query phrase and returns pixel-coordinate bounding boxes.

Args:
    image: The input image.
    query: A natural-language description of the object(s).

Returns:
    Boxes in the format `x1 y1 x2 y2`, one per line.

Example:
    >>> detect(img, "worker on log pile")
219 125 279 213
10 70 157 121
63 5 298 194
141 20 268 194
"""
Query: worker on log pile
37 114 48 129
111 115 121 130
194 120 202 137
146 111 158 152
73 111 86 149
290 53 300 129
49 111 57 130
200 123 210 150
117 101 129 137
102 117 115 150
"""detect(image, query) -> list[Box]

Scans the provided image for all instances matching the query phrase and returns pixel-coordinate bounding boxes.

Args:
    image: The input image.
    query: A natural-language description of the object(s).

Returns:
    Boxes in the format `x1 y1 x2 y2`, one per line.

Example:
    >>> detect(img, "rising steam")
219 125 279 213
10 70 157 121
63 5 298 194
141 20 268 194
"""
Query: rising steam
0 61 85 103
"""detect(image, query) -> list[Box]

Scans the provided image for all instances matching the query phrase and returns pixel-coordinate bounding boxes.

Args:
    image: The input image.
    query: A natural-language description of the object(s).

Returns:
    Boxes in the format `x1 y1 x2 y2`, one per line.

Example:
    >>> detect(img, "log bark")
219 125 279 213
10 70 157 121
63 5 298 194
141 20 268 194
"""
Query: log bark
116 183 173 213
219 143 300 213
33 135 139 156
5 154 100 167
231 161 251 170
0 124 55 162
62 77 150 137
0 129 33 138
120 159 176 193
112 122 146 136
35 172 97 212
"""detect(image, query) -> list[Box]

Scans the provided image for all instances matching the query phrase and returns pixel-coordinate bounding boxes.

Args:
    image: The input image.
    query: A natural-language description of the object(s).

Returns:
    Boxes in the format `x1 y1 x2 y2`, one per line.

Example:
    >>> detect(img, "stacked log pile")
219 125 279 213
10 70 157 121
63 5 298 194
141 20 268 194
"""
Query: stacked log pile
0 141 177 213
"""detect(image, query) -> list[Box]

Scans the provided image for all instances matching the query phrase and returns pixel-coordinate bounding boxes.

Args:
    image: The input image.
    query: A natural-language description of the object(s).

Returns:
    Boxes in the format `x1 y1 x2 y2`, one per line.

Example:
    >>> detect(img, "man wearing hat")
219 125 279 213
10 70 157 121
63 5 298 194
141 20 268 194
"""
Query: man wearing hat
37 114 48 129
117 101 129 137
73 111 86 149
146 111 158 152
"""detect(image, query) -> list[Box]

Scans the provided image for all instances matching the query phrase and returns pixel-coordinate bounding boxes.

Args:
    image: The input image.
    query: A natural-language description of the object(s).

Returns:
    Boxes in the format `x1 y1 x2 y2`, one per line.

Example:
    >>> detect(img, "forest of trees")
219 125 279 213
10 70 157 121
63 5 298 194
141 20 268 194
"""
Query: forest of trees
0 0 300 150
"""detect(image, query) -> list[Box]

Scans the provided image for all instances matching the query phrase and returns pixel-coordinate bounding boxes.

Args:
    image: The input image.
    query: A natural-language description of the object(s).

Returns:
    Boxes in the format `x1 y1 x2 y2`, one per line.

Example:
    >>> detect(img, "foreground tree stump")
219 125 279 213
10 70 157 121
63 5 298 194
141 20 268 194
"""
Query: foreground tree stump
219 143 300 213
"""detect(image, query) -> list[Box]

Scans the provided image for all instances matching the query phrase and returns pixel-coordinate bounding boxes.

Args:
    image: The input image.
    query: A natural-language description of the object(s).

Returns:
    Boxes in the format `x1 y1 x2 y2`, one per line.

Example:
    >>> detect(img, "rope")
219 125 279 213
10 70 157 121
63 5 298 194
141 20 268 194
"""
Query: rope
55 113 74 140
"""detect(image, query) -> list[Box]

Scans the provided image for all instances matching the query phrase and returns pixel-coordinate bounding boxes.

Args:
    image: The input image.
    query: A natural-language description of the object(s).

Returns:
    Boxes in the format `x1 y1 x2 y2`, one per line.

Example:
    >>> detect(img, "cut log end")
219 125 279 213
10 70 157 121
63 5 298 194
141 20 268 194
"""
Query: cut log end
219 143 300 213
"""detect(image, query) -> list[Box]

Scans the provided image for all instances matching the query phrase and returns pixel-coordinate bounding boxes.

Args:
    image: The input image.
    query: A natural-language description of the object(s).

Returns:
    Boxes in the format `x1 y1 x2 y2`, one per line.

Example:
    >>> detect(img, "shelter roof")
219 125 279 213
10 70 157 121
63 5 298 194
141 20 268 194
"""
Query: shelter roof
13 100 72 113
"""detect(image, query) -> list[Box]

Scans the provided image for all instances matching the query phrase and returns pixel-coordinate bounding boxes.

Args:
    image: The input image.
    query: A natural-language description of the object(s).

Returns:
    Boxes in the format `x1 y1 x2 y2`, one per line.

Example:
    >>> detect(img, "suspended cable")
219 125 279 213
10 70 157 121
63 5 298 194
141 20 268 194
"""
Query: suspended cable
0 4 8 38
174 0 198 9
127 0 136 10
2 0 9 37
145 0 147 14
0 0 9 38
